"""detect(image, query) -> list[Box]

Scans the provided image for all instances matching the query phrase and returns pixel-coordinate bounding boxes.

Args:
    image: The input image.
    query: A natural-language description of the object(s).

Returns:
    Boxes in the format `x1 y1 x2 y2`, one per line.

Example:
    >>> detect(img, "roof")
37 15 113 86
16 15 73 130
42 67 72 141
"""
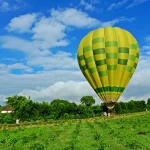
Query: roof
1 108 15 111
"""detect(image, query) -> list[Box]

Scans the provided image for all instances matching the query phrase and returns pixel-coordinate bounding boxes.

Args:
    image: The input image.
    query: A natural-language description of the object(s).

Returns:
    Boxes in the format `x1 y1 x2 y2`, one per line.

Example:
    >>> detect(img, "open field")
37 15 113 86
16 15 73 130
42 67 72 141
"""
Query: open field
0 111 150 150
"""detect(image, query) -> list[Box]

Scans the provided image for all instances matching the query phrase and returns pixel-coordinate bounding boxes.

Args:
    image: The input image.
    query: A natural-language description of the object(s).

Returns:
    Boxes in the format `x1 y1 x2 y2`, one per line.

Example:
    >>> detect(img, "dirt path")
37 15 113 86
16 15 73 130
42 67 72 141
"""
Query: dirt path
0 111 149 131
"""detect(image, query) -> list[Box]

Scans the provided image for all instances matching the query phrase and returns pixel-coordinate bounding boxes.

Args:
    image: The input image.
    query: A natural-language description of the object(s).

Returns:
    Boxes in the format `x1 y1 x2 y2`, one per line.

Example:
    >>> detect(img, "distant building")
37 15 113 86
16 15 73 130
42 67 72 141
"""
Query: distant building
0 108 15 113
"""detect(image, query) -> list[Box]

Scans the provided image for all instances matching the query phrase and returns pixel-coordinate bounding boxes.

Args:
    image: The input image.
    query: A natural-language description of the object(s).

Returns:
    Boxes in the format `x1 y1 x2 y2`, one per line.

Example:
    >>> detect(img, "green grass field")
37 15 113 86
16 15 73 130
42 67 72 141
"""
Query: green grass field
0 111 150 150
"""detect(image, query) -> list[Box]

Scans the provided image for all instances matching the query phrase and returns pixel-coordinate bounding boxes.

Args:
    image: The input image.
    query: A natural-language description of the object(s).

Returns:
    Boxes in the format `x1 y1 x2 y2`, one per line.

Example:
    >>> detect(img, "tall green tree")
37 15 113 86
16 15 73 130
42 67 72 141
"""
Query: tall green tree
80 96 95 106
6 95 28 108
146 98 150 110
14 100 33 120
147 98 150 105
50 99 70 119
127 100 135 112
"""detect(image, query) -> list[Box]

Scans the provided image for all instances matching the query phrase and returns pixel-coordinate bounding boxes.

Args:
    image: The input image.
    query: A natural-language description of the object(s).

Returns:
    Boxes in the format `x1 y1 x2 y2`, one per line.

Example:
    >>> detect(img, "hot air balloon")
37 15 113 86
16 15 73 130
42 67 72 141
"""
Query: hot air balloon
77 26 139 112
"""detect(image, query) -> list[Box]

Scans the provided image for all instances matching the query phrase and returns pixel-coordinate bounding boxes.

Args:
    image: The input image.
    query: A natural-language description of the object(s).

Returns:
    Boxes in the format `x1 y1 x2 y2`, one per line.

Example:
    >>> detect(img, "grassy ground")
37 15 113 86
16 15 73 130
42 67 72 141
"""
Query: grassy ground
0 111 150 150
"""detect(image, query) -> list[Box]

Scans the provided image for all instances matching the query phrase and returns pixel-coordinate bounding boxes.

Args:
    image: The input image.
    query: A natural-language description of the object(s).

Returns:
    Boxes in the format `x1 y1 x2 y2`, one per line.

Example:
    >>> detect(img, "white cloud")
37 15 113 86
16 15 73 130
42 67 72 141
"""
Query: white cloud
0 64 9 74
108 0 128 11
32 17 68 48
0 63 33 75
0 35 50 56
0 70 84 98
50 8 100 28
126 0 148 9
18 81 100 103
0 35 75 70
27 51 77 70
101 16 135 27
7 13 38 33
8 63 33 73
50 8 134 29
80 0 95 11
2 9 135 58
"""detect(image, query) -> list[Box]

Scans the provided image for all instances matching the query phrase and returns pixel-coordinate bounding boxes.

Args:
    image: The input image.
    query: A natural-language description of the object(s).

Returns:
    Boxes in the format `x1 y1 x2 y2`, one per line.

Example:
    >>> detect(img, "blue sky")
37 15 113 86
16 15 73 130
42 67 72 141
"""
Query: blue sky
0 0 150 105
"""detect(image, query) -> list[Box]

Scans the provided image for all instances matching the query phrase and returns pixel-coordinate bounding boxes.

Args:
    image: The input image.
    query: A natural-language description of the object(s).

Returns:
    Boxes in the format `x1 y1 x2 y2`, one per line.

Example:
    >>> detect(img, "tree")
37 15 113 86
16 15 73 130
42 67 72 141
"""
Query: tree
91 105 103 116
147 98 150 105
6 95 28 108
127 100 135 112
50 99 70 119
67 102 77 114
14 99 34 120
147 98 150 110
80 96 95 106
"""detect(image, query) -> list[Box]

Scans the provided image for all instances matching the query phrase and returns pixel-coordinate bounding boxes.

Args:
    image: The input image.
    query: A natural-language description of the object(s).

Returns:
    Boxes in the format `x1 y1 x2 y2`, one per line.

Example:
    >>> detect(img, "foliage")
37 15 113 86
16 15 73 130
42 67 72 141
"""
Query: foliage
147 98 150 110
115 100 146 114
80 96 95 106
147 98 150 105
0 95 149 124
6 95 28 108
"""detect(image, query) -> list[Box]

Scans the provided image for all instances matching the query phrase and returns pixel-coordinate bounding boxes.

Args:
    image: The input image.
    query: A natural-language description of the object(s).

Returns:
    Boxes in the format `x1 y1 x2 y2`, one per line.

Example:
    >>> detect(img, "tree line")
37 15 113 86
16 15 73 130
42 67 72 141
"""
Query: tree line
0 95 150 124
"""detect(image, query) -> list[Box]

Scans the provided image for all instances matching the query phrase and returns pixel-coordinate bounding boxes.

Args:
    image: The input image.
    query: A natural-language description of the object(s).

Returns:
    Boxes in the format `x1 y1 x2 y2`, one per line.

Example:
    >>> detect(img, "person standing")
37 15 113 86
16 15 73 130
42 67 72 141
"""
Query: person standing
16 118 20 126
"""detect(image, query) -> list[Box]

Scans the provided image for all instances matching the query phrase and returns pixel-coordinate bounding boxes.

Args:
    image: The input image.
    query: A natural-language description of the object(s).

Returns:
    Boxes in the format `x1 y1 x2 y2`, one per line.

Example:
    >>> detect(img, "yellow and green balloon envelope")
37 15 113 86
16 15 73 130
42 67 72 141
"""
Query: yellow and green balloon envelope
77 27 139 109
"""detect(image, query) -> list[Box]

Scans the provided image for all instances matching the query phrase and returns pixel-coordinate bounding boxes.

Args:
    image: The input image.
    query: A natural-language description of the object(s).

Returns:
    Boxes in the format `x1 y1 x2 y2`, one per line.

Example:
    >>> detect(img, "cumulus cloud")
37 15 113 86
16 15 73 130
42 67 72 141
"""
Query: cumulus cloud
18 81 101 103
0 35 50 56
1 8 135 57
50 8 100 28
1 8 101 58
27 51 77 70
7 13 38 33
32 17 68 48
0 8 135 70
0 70 84 98
8 63 33 73
0 63 33 75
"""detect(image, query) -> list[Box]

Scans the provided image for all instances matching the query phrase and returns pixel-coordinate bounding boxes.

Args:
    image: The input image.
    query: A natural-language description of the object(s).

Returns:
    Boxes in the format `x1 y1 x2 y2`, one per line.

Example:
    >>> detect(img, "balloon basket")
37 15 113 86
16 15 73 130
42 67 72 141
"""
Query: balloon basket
107 108 115 116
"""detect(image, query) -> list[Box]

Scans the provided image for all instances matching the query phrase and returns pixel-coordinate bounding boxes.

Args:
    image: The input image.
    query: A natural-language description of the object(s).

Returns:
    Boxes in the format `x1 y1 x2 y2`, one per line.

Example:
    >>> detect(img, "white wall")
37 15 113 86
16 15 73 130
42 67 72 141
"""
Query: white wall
1 110 13 113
